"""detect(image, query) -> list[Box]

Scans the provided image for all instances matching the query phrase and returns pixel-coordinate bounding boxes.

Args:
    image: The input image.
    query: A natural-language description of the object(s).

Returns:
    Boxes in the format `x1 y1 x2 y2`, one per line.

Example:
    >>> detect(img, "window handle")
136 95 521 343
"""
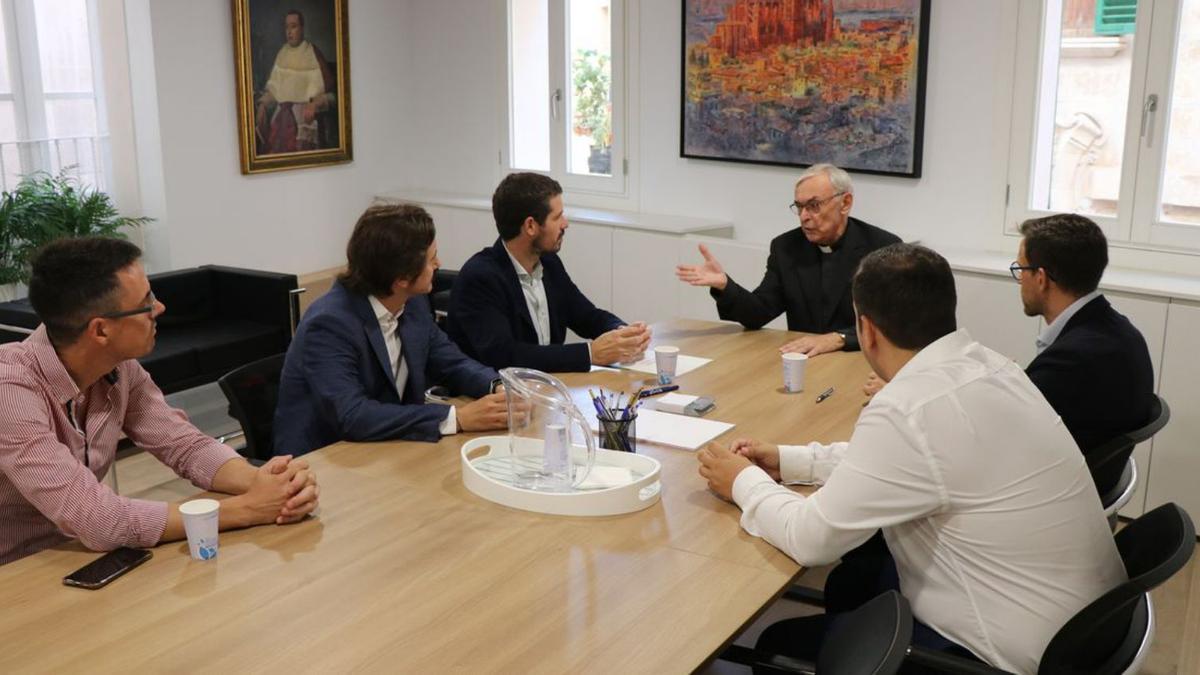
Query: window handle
1140 93 1158 142
551 88 562 121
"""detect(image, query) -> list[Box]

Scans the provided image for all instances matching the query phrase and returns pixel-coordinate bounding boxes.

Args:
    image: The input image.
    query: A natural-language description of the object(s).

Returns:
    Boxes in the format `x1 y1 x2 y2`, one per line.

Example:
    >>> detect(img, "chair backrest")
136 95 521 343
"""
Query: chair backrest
431 268 458 327
1087 395 1170 498
1038 502 1194 674
819 590 913 675
218 353 286 462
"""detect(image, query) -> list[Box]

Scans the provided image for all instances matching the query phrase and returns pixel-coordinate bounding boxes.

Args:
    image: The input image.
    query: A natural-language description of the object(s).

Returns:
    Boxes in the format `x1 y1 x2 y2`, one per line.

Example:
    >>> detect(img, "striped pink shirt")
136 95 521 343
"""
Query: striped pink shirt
0 326 240 565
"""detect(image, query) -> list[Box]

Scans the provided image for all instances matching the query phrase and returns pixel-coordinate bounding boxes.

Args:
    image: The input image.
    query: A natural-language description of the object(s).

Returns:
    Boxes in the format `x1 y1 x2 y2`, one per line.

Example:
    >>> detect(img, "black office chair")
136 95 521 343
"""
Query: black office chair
1088 395 1171 527
431 268 458 327
735 503 1194 675
218 353 286 463
719 590 913 675
904 502 1195 674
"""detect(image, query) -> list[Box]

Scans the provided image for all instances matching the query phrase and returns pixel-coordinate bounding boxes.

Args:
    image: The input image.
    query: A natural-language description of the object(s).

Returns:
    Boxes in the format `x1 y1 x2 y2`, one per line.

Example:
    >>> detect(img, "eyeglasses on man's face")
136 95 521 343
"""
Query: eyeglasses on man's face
83 291 157 330
789 191 845 216
1009 262 1039 281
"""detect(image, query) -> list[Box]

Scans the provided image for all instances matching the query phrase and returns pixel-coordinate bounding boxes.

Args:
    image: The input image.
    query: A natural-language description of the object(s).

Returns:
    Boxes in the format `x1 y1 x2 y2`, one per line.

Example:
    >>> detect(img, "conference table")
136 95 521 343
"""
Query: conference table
0 319 872 673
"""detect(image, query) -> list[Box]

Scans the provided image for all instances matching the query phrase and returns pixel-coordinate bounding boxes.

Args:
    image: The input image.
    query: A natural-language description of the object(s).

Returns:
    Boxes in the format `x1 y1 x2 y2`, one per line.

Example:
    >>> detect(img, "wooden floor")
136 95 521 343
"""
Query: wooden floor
114 451 1200 673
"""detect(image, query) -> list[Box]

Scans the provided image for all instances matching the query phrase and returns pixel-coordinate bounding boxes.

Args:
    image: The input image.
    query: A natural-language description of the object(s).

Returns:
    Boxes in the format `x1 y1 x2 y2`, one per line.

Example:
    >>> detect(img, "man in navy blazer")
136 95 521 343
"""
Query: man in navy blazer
274 203 509 456
1015 213 1155 495
445 173 650 372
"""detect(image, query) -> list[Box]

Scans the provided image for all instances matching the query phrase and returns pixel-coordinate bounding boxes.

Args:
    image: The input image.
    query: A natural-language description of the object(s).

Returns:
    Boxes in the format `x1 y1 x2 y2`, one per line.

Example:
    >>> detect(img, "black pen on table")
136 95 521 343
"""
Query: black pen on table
815 386 835 403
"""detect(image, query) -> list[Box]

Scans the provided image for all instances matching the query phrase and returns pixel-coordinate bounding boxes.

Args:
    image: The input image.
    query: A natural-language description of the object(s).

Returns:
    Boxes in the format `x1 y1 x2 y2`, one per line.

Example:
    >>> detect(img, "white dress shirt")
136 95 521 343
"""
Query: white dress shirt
368 296 456 435
1035 290 1102 354
732 329 1125 674
503 245 552 346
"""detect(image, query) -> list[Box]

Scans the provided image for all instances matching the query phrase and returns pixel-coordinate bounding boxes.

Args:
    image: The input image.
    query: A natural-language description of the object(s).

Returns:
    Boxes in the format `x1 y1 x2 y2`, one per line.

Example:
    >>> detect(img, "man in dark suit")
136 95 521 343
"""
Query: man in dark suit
275 203 509 456
676 163 900 356
445 172 650 372
1015 213 1155 494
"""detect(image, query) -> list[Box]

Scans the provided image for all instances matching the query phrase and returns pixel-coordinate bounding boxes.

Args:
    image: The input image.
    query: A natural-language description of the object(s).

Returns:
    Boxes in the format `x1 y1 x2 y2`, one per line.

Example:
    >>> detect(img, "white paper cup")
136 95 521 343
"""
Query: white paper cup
180 498 220 561
654 346 680 385
782 353 808 393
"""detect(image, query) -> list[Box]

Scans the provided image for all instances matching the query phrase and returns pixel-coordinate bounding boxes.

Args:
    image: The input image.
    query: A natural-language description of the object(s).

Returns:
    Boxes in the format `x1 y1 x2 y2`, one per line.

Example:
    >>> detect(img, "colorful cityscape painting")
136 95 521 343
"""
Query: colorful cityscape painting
681 0 929 177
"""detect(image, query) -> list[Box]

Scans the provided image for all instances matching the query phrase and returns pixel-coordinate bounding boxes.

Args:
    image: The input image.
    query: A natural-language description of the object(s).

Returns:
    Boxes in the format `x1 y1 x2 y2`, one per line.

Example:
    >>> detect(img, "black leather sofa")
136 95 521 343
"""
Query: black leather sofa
0 265 299 394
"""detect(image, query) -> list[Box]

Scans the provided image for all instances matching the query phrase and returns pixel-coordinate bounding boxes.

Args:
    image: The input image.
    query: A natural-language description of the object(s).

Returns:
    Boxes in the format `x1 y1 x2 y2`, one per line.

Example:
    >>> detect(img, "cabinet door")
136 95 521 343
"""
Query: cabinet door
676 237 786 330
1105 292 1169 517
1146 300 1200 519
558 224 614 343
611 229 681 324
953 272 1039 366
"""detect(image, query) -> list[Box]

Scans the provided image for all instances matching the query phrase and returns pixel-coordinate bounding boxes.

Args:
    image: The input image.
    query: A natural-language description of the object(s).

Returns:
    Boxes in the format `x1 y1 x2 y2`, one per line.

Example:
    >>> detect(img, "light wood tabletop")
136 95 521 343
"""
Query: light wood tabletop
0 320 872 673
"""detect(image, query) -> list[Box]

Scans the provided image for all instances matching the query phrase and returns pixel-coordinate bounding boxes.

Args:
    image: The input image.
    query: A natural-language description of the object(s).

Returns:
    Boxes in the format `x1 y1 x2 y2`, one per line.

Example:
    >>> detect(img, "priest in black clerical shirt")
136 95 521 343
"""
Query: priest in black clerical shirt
676 163 900 356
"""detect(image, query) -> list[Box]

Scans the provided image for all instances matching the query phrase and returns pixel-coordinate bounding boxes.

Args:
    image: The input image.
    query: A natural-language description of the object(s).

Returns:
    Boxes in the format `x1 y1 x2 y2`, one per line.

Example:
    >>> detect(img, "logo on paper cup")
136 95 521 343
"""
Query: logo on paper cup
198 541 218 560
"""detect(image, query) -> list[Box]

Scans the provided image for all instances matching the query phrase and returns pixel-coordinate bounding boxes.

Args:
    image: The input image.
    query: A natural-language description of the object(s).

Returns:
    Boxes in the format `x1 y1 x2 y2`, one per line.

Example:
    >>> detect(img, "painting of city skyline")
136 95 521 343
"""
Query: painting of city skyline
681 0 930 177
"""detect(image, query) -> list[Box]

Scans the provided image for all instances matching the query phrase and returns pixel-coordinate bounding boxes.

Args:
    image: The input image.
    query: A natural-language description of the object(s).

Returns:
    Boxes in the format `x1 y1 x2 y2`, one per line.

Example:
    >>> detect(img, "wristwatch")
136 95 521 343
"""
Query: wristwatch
835 331 849 347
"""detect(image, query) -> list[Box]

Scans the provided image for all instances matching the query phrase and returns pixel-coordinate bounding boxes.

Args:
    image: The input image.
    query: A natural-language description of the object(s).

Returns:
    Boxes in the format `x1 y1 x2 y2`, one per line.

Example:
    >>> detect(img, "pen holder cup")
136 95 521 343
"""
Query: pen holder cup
598 415 637 453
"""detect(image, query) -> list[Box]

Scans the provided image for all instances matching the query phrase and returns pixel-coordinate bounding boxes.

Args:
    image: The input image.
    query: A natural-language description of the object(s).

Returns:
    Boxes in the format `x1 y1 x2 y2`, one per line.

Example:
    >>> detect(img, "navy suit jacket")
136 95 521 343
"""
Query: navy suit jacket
713 217 900 350
1026 295 1155 494
274 282 497 456
445 239 624 372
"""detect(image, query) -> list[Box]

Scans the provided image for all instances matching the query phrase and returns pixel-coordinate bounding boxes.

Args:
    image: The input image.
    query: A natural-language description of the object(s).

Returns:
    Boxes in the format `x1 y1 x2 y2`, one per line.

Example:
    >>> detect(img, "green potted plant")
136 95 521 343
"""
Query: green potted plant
572 49 612 175
0 170 150 300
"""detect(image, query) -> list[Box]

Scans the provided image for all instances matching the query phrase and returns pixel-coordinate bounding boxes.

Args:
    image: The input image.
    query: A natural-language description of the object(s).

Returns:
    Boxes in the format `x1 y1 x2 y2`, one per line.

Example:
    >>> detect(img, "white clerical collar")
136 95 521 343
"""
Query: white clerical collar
818 245 833 254
1036 290 1102 354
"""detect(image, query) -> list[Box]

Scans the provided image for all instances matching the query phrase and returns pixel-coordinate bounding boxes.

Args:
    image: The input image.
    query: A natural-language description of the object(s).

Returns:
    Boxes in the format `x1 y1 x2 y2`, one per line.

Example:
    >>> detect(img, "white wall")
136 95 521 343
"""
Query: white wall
399 1 1018 252
131 0 413 274
397 0 506 199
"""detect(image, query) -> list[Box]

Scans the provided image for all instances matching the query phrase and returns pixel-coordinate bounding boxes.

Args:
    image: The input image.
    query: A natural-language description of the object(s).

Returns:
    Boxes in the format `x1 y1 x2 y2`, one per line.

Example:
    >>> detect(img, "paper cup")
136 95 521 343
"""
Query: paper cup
654 346 680 385
782 353 808 393
180 498 220 561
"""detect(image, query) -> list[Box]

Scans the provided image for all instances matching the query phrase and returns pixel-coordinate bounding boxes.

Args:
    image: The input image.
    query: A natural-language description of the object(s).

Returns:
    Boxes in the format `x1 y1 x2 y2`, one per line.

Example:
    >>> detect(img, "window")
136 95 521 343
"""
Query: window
0 0 108 192
506 0 626 195
1008 0 1200 251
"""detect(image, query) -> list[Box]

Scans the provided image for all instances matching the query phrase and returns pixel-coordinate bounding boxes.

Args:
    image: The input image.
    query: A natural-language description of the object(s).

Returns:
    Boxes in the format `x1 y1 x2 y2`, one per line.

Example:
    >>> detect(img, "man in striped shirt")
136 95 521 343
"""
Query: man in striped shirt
0 237 320 565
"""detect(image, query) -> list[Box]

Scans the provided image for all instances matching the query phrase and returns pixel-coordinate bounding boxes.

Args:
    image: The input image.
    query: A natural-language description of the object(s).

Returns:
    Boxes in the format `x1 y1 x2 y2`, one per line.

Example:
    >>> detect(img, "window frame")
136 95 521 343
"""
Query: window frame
1005 0 1200 256
502 0 630 200
0 0 109 190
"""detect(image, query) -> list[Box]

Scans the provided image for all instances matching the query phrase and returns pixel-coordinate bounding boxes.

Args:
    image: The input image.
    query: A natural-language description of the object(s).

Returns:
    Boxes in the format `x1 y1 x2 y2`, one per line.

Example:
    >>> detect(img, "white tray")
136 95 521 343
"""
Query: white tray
461 435 662 516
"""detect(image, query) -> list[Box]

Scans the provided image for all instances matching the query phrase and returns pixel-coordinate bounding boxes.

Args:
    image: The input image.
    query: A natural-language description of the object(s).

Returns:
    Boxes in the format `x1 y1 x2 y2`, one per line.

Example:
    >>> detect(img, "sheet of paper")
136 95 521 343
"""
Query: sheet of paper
619 354 712 378
590 408 733 451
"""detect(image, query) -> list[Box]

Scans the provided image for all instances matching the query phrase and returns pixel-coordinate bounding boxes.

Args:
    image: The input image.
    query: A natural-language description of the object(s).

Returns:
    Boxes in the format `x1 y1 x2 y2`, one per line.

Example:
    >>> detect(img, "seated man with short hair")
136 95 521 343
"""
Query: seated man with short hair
445 172 650 372
698 244 1124 673
1015 213 1155 495
275 203 509 456
0 237 318 566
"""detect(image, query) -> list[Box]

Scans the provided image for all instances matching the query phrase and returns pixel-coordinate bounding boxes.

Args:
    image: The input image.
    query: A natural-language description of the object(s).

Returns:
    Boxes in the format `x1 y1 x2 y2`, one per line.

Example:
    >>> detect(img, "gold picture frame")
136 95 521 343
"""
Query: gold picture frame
232 0 352 174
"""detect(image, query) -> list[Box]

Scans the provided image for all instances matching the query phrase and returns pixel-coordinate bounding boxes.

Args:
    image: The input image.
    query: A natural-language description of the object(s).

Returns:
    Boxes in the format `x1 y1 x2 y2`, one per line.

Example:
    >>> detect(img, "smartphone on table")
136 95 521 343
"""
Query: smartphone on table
62 547 152 589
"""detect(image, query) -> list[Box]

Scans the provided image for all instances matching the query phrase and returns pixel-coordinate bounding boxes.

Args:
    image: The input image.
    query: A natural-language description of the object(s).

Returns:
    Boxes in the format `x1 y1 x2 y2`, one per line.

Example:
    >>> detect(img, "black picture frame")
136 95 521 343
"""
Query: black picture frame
680 0 930 178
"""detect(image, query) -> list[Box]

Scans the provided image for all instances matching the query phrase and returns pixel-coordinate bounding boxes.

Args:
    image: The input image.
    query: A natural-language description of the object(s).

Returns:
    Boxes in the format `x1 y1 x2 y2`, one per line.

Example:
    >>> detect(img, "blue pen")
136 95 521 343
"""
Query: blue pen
635 384 679 400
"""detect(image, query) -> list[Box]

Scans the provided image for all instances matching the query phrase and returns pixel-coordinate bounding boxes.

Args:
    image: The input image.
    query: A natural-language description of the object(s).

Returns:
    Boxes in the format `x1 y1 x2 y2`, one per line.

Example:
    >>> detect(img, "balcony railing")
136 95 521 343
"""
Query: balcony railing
0 135 109 193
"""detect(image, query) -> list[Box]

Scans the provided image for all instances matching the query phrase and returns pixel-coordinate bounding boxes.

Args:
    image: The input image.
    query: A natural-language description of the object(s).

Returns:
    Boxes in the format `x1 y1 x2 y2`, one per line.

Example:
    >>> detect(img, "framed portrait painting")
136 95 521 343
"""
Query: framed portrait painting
233 0 352 174
681 0 930 178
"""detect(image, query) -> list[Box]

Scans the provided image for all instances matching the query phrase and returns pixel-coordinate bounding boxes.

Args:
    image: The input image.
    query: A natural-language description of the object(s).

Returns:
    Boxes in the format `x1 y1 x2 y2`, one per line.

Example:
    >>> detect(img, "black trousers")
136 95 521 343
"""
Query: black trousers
754 532 983 674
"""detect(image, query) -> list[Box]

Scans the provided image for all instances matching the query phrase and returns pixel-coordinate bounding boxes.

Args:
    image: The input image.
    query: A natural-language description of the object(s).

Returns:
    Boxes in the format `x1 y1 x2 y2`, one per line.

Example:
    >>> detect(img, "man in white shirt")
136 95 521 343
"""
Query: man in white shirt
698 244 1125 673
